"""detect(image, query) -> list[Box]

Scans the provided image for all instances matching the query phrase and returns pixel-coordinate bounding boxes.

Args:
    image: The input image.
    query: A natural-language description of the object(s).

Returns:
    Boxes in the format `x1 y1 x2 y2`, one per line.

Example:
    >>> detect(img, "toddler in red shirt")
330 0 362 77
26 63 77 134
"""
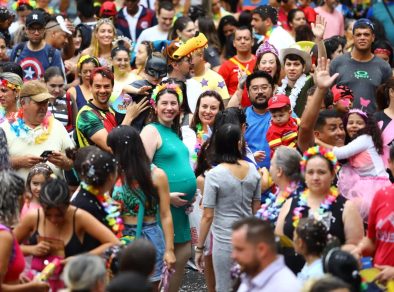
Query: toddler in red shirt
266 94 299 157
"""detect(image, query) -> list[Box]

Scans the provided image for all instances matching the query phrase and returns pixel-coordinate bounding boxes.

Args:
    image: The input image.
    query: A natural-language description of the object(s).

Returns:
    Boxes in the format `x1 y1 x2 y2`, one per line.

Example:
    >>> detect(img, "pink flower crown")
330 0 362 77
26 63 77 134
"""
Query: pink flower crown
348 108 368 119
151 83 183 104
300 146 339 174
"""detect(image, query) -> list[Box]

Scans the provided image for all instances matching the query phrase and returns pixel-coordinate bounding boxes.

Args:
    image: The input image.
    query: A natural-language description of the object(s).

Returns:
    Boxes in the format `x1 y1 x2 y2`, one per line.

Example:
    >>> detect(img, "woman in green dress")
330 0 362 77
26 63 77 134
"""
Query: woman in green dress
141 79 197 292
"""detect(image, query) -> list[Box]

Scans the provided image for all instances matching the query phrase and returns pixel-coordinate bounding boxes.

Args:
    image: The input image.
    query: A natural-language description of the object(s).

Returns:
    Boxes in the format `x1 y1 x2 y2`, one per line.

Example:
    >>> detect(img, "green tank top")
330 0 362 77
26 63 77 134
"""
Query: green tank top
151 122 197 243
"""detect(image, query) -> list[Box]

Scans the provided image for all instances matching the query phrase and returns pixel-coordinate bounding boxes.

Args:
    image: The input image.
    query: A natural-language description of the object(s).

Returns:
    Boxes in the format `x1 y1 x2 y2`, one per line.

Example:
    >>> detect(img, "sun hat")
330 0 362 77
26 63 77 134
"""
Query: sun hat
20 80 52 102
281 44 312 73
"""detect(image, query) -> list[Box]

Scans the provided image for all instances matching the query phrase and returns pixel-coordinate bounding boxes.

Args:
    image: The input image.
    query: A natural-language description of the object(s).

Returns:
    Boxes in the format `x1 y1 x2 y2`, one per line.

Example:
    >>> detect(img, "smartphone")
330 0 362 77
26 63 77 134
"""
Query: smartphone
40 150 53 158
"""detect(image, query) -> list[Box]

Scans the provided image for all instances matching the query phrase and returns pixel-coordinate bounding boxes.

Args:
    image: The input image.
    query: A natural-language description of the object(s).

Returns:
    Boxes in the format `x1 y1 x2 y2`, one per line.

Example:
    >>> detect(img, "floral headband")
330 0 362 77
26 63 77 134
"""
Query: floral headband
256 41 279 58
77 55 100 70
300 146 339 174
1 79 21 91
151 83 183 104
374 48 391 57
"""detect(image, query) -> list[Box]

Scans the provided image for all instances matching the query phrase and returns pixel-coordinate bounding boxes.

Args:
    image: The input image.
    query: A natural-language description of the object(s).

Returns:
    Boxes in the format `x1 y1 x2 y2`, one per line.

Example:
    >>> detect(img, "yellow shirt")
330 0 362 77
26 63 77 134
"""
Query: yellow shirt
192 68 230 102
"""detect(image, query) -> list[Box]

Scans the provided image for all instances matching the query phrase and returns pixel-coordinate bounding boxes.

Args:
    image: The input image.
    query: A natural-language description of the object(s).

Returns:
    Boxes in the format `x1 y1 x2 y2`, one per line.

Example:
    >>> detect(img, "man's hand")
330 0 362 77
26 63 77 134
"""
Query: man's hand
311 15 327 41
47 151 72 170
237 64 249 90
137 85 152 95
123 97 150 124
12 155 44 169
253 151 266 162
375 265 394 284
314 57 339 89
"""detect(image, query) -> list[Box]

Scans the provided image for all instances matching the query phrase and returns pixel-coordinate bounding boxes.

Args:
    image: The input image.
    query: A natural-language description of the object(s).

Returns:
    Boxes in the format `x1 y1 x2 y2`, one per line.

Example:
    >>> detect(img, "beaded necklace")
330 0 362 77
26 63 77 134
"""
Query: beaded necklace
9 109 53 144
256 182 297 222
81 182 124 238
292 186 339 228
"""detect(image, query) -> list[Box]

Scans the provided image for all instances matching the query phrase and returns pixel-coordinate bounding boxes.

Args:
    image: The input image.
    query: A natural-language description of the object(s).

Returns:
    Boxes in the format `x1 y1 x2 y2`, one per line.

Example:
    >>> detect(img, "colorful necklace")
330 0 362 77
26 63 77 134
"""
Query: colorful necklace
292 186 339 228
256 182 297 223
9 109 53 144
191 123 209 166
81 182 125 238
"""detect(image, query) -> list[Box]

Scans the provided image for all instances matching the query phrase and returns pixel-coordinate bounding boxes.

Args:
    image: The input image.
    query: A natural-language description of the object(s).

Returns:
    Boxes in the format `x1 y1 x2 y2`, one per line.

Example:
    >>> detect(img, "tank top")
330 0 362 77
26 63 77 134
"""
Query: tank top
0 224 25 283
75 85 87 110
151 122 197 243
29 208 85 257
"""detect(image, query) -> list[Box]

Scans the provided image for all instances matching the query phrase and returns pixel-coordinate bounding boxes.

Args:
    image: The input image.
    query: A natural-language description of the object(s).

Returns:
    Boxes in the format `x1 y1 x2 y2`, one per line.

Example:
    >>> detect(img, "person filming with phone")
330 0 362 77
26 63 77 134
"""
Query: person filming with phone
0 80 74 181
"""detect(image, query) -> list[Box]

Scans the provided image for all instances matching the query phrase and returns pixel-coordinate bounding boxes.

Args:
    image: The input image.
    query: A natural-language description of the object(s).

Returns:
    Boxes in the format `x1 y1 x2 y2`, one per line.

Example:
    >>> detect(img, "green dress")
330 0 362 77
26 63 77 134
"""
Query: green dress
150 122 197 243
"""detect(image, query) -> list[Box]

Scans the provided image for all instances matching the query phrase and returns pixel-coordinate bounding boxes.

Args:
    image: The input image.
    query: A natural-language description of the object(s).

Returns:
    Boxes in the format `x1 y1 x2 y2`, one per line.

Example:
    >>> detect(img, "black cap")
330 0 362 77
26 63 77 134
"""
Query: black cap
26 10 46 27
0 7 14 22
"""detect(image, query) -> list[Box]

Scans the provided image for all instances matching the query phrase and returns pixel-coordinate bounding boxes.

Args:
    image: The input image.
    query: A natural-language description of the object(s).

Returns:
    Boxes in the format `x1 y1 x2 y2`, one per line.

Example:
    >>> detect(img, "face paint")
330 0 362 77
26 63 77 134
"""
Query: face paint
145 55 168 79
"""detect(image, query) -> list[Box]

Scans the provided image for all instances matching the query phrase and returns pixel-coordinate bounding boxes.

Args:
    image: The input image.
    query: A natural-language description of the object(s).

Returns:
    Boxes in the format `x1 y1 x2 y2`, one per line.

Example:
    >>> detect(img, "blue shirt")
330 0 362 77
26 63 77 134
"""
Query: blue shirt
244 106 271 169
10 43 64 81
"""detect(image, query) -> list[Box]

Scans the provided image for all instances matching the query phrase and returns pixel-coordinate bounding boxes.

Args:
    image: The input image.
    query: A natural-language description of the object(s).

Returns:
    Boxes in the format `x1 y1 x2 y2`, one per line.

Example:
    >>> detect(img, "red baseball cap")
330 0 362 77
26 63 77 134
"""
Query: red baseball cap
268 94 290 109
100 1 117 17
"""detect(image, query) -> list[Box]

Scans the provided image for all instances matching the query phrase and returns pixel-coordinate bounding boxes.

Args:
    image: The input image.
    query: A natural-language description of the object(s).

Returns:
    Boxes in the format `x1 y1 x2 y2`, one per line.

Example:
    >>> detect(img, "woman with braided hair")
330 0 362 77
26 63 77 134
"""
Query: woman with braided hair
0 128 49 291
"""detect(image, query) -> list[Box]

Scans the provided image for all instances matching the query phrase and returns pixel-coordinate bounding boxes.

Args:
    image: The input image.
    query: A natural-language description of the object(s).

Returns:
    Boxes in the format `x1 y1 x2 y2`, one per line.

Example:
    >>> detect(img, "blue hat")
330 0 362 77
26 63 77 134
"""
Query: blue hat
353 18 374 34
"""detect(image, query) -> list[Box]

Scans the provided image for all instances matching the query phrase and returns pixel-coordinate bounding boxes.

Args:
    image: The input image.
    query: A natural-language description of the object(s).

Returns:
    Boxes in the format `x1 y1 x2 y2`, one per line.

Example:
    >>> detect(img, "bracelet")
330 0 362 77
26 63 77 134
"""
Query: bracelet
194 246 205 252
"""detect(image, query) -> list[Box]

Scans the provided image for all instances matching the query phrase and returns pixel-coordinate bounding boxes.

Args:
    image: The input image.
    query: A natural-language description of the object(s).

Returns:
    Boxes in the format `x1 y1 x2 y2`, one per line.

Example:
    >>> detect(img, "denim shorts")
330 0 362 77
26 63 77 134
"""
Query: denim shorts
123 222 165 282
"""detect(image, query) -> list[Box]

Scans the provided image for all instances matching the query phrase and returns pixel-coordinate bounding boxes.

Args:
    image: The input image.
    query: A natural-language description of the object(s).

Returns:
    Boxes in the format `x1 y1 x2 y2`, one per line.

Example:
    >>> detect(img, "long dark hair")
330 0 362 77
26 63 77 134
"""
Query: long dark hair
197 16 221 53
213 123 242 164
217 15 238 48
376 77 394 111
195 107 246 177
107 126 158 208
190 91 225 132
343 111 384 155
253 54 281 85
169 16 193 40
148 80 183 138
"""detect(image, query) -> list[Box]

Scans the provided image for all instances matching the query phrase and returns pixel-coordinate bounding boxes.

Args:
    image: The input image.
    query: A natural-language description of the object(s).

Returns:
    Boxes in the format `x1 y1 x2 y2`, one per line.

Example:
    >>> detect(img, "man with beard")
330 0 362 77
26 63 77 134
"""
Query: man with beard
0 80 74 181
75 67 148 152
10 10 64 81
232 217 300 292
330 19 391 113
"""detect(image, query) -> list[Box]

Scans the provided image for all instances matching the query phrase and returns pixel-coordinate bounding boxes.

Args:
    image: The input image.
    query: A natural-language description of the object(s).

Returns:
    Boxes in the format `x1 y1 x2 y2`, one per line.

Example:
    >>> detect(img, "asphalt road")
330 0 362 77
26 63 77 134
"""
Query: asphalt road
180 267 207 292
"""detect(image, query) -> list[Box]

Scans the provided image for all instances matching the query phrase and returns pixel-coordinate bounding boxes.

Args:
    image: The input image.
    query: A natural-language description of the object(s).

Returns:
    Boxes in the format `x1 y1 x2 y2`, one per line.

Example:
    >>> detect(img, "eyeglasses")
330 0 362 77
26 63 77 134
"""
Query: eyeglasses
250 84 271 92
27 27 45 33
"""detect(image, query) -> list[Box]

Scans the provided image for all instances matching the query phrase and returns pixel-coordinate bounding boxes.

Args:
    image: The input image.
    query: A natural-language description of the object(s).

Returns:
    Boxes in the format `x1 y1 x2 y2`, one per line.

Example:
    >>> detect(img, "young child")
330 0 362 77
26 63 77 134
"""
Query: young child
331 84 354 114
294 218 327 284
266 94 299 158
20 163 53 220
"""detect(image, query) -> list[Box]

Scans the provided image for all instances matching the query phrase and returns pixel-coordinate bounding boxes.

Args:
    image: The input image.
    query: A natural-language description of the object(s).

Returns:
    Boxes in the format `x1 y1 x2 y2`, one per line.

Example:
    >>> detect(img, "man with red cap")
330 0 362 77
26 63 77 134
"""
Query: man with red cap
266 94 299 157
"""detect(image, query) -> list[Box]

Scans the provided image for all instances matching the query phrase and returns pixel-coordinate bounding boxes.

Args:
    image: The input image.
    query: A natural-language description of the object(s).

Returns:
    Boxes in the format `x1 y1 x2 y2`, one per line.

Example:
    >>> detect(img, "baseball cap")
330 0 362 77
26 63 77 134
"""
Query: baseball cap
268 94 290 109
26 10 46 27
100 1 117 17
353 18 374 34
20 80 52 102
45 15 72 35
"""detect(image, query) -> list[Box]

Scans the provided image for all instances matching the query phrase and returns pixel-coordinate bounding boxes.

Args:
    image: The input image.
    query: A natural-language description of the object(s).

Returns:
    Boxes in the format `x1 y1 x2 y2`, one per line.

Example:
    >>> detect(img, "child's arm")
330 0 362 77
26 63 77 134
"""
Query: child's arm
332 135 371 160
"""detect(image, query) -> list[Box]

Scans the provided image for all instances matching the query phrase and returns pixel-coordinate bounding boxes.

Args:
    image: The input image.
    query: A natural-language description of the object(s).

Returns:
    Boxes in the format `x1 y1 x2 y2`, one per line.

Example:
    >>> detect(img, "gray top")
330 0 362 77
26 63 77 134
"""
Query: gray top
203 163 261 246
329 53 392 113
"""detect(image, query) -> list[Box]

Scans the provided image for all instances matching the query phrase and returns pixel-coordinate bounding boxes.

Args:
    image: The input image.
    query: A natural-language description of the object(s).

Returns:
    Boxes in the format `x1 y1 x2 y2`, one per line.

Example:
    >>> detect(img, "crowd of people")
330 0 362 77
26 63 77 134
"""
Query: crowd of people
0 0 394 291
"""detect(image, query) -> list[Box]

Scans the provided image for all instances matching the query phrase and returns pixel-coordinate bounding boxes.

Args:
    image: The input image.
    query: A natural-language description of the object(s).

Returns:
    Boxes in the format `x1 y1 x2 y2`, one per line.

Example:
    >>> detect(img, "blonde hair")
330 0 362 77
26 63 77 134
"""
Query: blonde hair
89 19 116 58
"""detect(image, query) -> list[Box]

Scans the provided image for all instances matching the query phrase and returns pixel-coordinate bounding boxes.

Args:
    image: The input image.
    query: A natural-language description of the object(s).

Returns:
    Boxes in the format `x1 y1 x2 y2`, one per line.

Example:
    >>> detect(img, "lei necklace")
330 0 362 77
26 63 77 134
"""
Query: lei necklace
81 182 125 238
256 182 297 222
276 74 308 111
191 123 209 165
292 186 339 228
9 109 53 145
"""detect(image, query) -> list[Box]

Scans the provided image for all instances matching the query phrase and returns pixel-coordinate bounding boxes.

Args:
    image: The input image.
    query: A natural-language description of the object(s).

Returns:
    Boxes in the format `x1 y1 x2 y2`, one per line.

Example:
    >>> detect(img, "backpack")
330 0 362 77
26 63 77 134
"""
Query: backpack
13 42 55 65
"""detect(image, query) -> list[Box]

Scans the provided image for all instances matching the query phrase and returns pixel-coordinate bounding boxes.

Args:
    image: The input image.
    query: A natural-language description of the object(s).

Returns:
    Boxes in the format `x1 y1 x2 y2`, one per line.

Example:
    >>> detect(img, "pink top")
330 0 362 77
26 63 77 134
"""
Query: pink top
314 7 344 39
20 201 41 220
0 224 25 283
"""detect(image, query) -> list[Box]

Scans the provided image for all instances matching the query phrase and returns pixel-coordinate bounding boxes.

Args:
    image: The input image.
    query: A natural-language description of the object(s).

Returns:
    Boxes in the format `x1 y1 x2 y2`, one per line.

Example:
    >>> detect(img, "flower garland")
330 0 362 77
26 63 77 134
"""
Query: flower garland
1 79 21 91
9 109 53 144
151 83 183 104
276 74 308 111
292 186 339 228
300 146 339 174
81 182 125 238
256 182 297 222
191 123 209 164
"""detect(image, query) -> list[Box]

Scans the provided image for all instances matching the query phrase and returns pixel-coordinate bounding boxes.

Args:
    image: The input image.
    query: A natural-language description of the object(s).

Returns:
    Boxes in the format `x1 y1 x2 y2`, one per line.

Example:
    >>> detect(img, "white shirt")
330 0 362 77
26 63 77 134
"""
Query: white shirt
1 117 74 181
259 26 295 59
297 259 324 284
135 25 169 52
237 256 301 292
123 6 143 42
